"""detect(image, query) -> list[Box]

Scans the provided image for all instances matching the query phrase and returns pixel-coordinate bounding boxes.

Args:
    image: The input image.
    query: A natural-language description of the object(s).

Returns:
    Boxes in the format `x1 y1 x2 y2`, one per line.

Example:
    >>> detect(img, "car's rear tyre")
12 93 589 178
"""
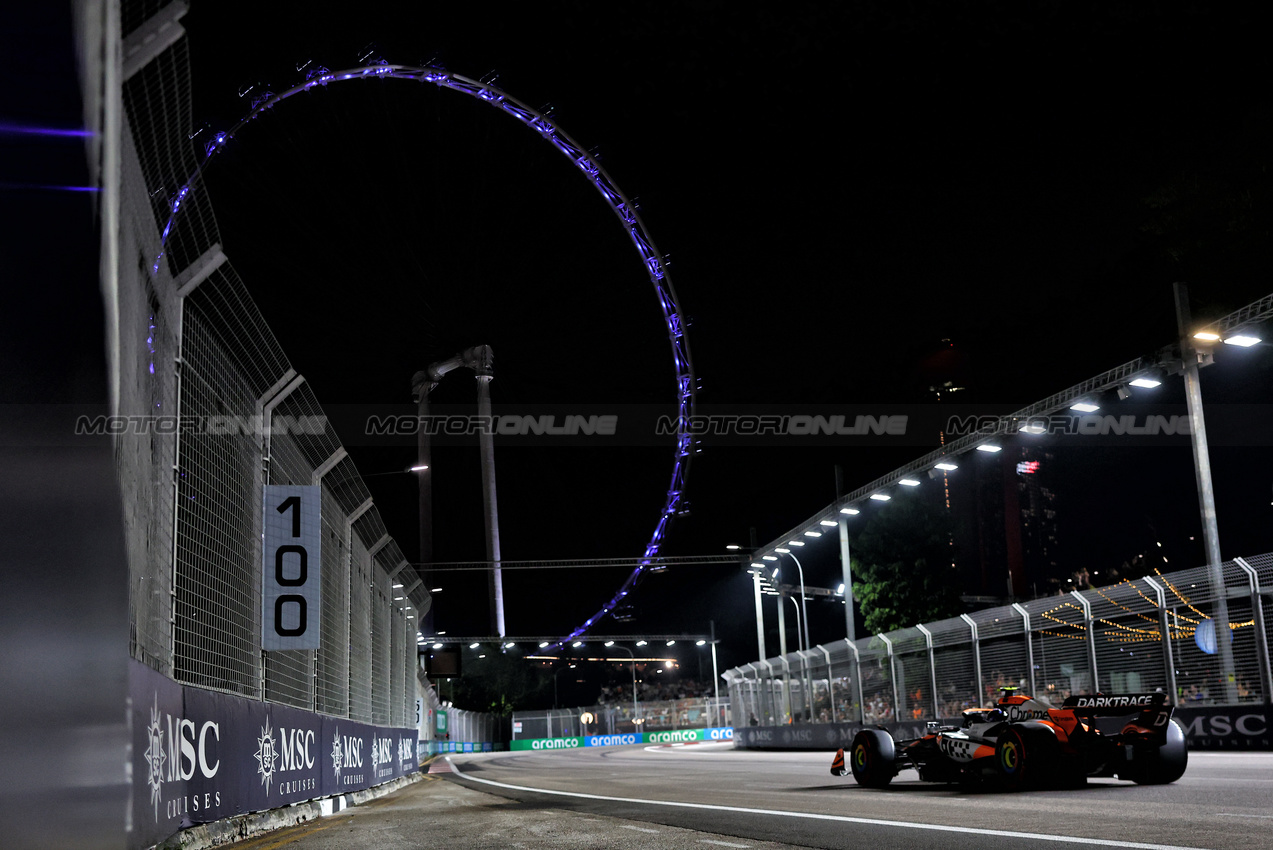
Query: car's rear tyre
849 729 896 788
996 722 1058 791
1124 719 1188 785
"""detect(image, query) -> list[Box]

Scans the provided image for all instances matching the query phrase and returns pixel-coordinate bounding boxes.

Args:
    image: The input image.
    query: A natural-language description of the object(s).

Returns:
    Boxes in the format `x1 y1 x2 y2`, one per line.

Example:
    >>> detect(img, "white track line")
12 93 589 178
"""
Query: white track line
445 757 1208 850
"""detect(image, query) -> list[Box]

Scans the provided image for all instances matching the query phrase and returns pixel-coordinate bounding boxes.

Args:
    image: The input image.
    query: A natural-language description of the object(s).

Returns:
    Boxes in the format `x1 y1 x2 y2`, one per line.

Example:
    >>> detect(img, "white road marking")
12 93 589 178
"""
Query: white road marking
621 825 661 833
698 841 749 848
445 757 1209 850
1217 813 1273 819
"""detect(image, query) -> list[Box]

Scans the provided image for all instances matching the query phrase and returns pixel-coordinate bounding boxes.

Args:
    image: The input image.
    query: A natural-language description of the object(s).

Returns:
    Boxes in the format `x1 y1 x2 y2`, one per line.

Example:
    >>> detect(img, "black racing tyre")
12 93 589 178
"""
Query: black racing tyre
1125 719 1189 785
996 722 1059 791
849 729 897 788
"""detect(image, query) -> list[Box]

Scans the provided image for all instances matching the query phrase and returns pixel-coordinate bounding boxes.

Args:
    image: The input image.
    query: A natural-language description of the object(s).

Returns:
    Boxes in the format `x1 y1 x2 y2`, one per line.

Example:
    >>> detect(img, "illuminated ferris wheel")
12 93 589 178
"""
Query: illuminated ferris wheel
153 60 697 650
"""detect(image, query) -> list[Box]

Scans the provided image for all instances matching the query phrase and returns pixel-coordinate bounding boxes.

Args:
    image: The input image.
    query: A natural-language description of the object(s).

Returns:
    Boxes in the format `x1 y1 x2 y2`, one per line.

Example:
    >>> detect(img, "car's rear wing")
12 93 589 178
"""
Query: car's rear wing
1062 692 1173 737
1061 692 1168 715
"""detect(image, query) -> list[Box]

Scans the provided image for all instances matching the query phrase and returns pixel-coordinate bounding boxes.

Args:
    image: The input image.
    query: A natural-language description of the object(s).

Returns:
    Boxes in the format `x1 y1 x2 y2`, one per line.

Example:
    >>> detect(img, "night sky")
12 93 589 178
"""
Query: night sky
147 2 1273 672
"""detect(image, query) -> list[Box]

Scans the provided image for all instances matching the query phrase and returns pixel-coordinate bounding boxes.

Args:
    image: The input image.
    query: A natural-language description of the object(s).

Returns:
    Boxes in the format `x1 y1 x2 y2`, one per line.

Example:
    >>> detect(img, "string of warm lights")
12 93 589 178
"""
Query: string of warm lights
1154 568 1212 621
1038 628 1088 642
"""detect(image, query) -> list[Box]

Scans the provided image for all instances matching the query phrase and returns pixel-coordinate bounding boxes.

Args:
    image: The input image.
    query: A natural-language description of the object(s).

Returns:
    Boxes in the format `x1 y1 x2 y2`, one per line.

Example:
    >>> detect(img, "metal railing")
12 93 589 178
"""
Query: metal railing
725 553 1273 725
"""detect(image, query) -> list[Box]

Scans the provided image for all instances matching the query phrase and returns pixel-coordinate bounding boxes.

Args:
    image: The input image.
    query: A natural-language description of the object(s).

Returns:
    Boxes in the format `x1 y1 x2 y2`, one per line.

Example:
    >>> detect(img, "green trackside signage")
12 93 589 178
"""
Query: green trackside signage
510 728 733 751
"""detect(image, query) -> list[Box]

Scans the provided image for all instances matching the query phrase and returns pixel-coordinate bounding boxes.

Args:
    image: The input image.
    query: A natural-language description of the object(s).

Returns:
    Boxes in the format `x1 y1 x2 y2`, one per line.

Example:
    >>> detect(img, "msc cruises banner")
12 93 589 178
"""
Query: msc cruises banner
130 660 417 849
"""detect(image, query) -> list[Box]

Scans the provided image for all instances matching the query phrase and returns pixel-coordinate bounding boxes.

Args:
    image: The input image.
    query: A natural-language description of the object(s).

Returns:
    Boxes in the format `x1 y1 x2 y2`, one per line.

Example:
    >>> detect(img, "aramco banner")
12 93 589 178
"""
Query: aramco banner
509 727 735 751
129 660 417 849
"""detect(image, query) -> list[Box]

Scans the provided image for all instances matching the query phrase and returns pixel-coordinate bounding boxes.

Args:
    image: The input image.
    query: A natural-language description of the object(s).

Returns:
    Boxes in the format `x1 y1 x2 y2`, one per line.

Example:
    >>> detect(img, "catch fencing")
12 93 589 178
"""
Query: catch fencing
513 697 730 739
118 0 425 735
725 554 1273 732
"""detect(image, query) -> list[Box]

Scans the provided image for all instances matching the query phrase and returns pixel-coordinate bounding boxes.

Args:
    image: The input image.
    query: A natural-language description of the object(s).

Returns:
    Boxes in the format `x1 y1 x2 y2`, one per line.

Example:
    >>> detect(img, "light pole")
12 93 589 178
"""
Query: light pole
605 641 639 728
775 550 811 657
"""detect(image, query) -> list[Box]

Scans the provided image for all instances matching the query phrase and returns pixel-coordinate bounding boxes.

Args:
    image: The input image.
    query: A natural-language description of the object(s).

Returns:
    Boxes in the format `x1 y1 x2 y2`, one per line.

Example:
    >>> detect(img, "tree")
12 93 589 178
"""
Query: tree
449 648 551 716
851 489 966 634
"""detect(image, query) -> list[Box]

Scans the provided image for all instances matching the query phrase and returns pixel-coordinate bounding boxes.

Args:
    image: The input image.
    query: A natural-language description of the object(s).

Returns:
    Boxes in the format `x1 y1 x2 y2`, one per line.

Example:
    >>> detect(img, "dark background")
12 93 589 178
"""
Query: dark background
167 1 1273 676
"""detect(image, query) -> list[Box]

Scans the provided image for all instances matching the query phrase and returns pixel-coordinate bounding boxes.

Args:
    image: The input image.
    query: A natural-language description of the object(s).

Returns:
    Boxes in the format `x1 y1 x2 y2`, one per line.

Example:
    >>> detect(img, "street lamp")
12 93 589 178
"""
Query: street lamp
775 550 811 655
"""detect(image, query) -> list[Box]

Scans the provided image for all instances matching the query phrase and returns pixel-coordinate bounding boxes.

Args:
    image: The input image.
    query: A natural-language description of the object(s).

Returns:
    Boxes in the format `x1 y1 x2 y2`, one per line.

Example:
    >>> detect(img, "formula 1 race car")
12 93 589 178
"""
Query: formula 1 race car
830 688 1187 790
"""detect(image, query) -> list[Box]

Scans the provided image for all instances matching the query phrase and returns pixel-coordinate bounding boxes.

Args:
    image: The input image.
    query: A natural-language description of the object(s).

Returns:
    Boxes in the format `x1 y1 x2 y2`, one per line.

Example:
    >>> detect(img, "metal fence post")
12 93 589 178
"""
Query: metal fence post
1011 603 1036 695
878 634 898 720
960 613 982 708
844 638 864 723
1234 557 1273 704
1142 576 1179 703
915 624 939 719
1070 590 1099 692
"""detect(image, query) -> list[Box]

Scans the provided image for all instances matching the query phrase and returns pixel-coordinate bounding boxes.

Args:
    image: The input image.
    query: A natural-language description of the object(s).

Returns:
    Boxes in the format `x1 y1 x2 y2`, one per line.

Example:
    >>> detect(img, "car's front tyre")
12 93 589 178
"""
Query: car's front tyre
849 729 896 788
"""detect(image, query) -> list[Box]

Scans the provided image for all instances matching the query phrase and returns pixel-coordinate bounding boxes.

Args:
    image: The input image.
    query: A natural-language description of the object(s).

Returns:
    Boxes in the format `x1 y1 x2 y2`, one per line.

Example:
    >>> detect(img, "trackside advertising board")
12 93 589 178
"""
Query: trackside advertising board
510 727 734 751
130 660 417 850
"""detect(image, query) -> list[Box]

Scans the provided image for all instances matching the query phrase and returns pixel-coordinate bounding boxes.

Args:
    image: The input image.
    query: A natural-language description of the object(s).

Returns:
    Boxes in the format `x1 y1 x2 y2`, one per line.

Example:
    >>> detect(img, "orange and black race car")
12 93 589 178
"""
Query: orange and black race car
830 688 1187 790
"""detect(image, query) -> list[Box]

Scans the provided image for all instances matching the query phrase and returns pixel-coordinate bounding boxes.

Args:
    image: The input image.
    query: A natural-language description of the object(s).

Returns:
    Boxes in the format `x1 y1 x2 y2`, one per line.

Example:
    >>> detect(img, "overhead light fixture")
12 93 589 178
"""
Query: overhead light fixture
839 508 859 515
1224 334 1260 347
469 642 480 649
666 640 676 646
430 587 443 593
538 641 549 648
605 640 615 647
869 493 890 501
762 555 778 561
1193 331 1221 342
1070 402 1099 413
819 520 837 527
804 530 822 537
975 445 1001 453
504 642 516 649
432 642 443 649
1020 421 1045 435
899 478 920 486
725 544 741 550
636 640 647 647
935 461 959 470
572 641 583 647
696 640 707 646
787 540 805 546
837 583 845 594
751 562 765 568
409 464 429 472
775 547 790 554
1129 376 1162 388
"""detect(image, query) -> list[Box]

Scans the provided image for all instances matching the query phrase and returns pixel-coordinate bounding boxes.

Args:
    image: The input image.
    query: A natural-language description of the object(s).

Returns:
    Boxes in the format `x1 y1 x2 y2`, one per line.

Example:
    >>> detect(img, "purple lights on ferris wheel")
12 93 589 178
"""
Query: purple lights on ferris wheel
151 61 696 648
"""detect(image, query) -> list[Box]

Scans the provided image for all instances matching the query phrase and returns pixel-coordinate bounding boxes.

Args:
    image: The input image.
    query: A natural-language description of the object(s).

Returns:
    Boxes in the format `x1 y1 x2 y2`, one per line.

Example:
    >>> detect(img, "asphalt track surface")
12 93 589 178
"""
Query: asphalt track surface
246 744 1273 850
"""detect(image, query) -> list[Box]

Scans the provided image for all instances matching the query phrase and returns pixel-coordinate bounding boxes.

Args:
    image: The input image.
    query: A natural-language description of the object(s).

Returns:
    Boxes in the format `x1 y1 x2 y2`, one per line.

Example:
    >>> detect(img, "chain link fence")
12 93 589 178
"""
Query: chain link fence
725 554 1273 725
118 1 425 726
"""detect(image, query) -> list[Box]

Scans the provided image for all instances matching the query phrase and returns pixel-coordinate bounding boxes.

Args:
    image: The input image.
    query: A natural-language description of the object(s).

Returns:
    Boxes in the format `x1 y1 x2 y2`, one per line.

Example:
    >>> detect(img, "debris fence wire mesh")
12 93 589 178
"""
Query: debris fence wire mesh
120 2 421 724
727 557 1273 725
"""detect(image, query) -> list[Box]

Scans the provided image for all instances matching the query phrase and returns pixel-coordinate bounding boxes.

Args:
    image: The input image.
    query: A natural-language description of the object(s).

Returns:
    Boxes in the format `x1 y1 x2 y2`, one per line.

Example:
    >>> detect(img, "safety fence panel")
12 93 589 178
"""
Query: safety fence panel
1024 594 1094 698
725 553 1273 734
318 481 351 716
928 618 977 717
858 639 895 723
1087 577 1169 696
348 529 374 722
890 627 931 723
970 605 1030 705
825 640 862 723
172 296 264 699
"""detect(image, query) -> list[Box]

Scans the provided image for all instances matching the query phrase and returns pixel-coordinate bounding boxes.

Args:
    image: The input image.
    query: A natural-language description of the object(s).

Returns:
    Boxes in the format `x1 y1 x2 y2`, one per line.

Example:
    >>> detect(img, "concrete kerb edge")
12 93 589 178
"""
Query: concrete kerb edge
150 771 427 850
